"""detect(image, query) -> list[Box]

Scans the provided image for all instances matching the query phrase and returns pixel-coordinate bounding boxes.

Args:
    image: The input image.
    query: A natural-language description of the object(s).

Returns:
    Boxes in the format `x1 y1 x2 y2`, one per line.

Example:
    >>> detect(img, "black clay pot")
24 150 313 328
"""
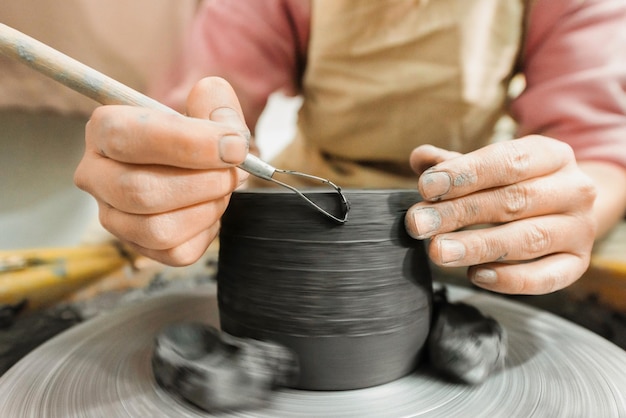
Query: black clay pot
217 189 433 390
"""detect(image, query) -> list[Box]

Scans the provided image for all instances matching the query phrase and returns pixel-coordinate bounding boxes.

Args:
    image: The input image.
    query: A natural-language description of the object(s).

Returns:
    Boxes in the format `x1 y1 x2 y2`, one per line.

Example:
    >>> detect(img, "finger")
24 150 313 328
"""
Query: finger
409 144 462 176
97 196 230 252
122 223 221 267
467 252 590 294
86 105 248 168
186 77 247 125
406 168 596 239
76 155 244 214
418 136 575 201
187 77 252 166
426 214 594 268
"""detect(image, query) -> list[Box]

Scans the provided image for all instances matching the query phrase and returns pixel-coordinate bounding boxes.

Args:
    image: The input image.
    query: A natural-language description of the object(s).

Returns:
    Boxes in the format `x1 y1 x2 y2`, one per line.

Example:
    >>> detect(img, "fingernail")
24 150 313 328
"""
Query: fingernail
472 268 498 285
411 207 441 238
219 134 248 164
420 171 451 200
439 239 465 264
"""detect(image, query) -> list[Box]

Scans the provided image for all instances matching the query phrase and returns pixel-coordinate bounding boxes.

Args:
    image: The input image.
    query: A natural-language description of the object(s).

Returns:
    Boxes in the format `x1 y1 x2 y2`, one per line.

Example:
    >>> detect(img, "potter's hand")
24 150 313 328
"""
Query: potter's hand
74 77 250 266
405 136 597 294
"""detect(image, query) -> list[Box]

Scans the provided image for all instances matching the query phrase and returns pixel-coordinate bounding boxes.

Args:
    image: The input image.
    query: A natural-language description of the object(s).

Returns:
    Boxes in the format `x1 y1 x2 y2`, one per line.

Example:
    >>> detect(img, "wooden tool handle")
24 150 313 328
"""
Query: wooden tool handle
0 23 175 114
0 23 283 183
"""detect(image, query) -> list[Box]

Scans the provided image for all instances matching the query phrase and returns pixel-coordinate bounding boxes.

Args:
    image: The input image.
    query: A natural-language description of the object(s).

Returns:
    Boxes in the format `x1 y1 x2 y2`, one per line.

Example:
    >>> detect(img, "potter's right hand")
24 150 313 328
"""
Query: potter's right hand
74 77 250 266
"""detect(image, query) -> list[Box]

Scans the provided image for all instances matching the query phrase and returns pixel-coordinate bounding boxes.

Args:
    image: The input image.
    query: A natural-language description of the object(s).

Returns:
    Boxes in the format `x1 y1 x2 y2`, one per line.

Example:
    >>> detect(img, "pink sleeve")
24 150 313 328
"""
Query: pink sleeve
511 0 626 168
152 0 310 131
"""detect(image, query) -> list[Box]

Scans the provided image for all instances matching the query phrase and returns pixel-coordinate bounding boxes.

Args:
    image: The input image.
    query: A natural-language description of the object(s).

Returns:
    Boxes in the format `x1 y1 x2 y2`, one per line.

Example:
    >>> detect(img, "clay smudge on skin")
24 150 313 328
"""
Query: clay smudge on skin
421 171 452 199
411 207 442 238
452 172 477 187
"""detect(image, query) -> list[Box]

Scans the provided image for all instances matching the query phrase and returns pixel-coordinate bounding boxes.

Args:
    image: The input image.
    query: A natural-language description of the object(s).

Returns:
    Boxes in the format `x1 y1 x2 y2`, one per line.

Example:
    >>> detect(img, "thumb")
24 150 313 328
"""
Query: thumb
186 76 250 135
186 77 250 165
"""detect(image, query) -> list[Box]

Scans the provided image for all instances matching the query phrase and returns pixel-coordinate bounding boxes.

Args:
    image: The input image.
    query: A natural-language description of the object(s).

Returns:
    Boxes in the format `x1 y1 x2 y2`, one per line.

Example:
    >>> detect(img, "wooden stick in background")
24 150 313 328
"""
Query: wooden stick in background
0 244 129 310
0 245 124 272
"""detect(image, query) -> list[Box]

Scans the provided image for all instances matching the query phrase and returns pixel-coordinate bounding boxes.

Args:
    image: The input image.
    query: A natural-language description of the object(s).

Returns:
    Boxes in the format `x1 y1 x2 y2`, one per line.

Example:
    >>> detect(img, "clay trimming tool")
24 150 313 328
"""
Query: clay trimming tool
0 23 350 224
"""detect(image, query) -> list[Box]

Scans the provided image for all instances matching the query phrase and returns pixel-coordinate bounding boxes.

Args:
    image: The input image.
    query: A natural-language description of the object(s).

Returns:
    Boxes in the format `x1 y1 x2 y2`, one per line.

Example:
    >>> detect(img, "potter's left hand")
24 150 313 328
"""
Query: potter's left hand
405 136 597 295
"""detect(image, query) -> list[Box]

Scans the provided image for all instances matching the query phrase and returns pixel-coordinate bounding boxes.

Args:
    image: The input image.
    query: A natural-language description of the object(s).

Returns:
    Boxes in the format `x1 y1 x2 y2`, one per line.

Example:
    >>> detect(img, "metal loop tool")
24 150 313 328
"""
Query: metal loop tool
242 158 350 224
0 23 350 224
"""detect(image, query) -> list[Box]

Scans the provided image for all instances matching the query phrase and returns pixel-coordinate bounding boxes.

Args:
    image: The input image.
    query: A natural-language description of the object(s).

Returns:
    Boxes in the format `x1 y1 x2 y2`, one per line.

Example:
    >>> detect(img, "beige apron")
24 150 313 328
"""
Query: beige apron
263 0 526 189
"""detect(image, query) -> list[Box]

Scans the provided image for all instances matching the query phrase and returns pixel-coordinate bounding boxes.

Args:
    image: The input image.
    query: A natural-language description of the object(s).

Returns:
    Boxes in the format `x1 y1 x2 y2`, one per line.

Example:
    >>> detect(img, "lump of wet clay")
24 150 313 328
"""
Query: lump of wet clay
152 322 298 412
427 288 507 384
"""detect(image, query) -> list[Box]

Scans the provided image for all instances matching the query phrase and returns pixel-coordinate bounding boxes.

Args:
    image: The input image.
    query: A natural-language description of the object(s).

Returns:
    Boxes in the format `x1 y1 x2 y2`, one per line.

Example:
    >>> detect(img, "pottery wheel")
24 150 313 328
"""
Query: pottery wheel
1 284 625 417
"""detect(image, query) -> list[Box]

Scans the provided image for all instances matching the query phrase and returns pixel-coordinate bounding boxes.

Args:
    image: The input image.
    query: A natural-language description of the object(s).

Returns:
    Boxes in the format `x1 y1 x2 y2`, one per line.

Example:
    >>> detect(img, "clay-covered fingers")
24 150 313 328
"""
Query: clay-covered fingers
406 168 594 239
405 135 598 294
427 213 592 267
468 252 591 295
415 136 575 202
426 214 595 294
